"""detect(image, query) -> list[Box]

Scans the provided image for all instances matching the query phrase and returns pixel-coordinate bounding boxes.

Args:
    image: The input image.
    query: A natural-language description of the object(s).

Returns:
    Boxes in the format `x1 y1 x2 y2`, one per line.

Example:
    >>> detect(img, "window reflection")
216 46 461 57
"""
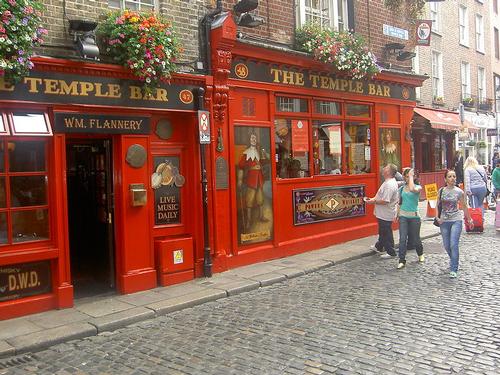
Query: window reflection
346 104 370 118
0 212 6 244
10 176 47 207
12 209 49 243
344 122 371 174
8 141 45 172
12 113 49 134
276 97 308 113
314 101 341 115
312 121 342 175
275 119 310 178
0 177 5 208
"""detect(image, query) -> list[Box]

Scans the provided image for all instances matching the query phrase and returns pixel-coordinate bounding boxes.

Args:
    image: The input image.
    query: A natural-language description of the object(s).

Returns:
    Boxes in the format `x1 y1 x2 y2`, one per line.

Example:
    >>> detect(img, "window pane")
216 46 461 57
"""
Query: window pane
12 209 49 243
8 141 45 172
344 122 371 174
314 101 341 115
312 120 342 175
0 142 4 173
276 97 308 113
12 113 49 134
0 177 5 208
10 176 47 207
275 119 310 178
108 0 120 8
0 212 6 244
346 104 370 117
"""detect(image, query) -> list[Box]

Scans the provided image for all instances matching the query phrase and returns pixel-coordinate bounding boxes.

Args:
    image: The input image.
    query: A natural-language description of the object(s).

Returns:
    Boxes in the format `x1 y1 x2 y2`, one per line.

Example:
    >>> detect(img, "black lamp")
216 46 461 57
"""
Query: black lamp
238 13 265 28
233 0 264 28
396 51 417 61
68 19 100 60
233 0 258 15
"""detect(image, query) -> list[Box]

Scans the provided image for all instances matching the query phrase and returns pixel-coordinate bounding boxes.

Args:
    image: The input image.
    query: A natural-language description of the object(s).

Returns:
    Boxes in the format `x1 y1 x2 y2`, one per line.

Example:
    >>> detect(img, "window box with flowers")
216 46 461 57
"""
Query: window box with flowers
476 141 487 149
0 0 47 84
295 23 380 80
97 10 181 94
433 96 444 105
462 97 475 108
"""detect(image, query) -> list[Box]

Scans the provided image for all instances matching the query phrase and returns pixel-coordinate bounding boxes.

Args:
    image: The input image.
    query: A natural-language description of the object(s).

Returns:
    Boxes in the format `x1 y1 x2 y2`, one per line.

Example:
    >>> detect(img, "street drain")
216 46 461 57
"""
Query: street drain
0 354 38 369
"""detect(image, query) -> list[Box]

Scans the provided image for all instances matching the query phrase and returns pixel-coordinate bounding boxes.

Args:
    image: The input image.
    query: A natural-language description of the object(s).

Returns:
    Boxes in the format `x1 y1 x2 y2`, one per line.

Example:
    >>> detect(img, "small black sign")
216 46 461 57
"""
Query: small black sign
0 261 51 302
54 113 150 134
154 156 181 225
487 128 498 137
231 58 416 101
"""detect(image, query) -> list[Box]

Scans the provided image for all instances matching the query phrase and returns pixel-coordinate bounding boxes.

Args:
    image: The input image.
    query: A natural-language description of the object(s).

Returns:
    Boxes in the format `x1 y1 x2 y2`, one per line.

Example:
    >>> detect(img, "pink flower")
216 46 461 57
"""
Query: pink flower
8 0 16 5
24 6 34 15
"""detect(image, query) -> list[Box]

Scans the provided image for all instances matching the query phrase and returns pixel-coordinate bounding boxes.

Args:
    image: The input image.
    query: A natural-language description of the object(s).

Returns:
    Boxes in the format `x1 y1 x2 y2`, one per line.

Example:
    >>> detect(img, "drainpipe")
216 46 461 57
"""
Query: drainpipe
197 88 212 277
201 0 223 74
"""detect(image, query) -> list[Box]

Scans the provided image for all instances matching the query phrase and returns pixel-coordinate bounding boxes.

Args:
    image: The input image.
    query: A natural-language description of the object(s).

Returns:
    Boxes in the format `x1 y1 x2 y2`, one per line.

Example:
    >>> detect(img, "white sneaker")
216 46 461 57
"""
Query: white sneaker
380 253 395 259
397 262 406 269
418 255 425 263
370 245 383 253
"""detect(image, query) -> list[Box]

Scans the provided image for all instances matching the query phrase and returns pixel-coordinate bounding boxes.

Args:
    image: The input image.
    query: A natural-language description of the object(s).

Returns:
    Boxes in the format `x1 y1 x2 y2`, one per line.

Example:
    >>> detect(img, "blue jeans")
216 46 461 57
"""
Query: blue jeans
470 185 487 216
440 220 462 272
376 218 396 256
398 216 423 263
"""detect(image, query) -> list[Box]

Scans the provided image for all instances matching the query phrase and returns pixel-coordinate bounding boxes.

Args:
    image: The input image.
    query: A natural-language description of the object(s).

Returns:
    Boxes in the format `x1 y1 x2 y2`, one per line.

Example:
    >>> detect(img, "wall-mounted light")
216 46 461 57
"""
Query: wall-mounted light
396 51 417 61
233 0 258 14
233 0 264 28
238 13 265 28
68 19 100 60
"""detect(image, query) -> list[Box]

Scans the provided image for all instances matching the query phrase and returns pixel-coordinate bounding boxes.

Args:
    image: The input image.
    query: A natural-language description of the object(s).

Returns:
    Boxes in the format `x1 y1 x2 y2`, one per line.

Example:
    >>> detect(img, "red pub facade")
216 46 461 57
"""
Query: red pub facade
0 16 425 320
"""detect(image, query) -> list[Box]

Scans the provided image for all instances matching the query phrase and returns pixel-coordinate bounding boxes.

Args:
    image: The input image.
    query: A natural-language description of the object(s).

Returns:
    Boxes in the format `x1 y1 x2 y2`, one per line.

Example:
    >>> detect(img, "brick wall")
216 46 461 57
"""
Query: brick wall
35 0 210 65
416 0 492 111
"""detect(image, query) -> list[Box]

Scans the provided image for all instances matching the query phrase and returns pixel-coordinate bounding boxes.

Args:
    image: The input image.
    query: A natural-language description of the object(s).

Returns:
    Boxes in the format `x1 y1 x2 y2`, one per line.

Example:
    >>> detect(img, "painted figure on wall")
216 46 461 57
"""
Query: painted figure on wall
380 129 400 170
235 127 273 244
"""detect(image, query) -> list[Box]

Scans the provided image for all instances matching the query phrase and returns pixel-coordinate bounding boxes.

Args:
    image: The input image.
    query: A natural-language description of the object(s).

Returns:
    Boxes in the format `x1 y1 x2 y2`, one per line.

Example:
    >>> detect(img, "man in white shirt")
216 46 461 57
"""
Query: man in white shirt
365 164 399 258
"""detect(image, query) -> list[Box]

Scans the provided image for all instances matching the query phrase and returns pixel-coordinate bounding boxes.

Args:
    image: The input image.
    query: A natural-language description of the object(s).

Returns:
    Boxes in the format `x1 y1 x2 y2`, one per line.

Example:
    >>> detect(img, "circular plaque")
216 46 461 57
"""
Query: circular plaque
156 119 173 140
126 144 147 168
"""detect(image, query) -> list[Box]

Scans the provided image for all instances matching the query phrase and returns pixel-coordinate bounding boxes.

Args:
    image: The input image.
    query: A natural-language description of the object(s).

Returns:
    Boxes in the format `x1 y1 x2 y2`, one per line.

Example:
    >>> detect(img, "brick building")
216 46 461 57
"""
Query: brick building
0 0 425 319
413 0 497 181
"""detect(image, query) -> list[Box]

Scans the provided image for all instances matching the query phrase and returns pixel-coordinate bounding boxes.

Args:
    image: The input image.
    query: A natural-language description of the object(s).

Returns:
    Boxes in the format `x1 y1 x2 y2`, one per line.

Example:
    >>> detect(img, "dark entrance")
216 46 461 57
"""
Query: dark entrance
66 139 115 298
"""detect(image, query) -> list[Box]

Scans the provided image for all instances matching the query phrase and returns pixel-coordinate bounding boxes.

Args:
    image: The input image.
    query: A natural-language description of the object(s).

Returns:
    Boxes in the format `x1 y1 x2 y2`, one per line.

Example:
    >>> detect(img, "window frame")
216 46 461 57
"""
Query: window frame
0 137 51 246
477 67 486 101
429 2 441 33
461 61 471 98
431 50 443 98
7 112 52 137
459 6 469 46
475 14 484 53
108 0 157 11
274 95 374 179
296 0 350 31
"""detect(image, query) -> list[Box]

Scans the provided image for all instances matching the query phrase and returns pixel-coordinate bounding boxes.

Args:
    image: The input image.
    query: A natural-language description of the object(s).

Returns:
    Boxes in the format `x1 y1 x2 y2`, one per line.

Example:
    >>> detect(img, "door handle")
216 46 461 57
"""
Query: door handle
108 212 112 224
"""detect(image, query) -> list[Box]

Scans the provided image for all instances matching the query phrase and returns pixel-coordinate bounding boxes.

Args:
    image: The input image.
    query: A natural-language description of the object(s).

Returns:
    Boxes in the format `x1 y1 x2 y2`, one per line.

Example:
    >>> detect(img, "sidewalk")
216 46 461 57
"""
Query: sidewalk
0 203 440 359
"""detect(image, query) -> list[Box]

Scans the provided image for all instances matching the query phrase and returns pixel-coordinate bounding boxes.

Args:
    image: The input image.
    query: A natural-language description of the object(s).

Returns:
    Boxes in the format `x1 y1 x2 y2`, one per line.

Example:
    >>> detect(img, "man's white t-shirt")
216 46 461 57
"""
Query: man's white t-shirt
374 177 399 221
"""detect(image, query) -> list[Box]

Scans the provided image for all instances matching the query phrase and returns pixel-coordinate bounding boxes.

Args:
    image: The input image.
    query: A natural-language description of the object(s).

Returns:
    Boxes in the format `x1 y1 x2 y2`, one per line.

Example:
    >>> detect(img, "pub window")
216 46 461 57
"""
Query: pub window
276 96 308 113
345 103 370 118
312 120 342 175
0 140 49 244
345 122 371 174
313 100 341 116
275 119 310 178
0 115 9 135
9 112 52 136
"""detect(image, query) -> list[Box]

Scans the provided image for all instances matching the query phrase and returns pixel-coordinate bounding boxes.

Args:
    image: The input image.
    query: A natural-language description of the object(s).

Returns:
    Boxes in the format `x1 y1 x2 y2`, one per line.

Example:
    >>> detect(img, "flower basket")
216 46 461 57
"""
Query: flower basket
0 0 47 84
433 96 444 105
476 141 487 149
295 23 380 80
462 98 475 108
96 10 181 94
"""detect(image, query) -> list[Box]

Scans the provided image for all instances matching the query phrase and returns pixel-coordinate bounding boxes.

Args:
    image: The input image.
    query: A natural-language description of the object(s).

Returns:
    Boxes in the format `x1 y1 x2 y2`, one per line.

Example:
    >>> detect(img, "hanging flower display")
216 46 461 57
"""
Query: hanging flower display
384 0 426 23
295 23 380 80
0 0 47 84
97 10 181 94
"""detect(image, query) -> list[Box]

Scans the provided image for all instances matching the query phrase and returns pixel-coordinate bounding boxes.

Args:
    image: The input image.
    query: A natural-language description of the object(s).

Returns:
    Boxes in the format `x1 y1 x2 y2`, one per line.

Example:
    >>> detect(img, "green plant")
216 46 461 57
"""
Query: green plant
462 97 475 105
467 140 476 147
295 23 380 79
0 0 47 84
476 141 487 148
97 10 181 94
433 96 444 103
384 0 426 23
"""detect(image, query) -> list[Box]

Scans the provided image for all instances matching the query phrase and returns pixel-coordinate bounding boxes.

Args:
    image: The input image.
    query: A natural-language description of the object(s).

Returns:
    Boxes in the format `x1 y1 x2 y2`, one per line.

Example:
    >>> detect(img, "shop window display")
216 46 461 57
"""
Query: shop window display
275 119 310 178
312 120 342 175
345 122 371 174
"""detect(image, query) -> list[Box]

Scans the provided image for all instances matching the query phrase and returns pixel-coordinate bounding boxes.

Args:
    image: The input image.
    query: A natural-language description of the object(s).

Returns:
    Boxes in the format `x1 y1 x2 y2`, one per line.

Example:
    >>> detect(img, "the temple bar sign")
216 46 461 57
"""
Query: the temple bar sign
0 72 197 110
55 113 150 134
231 59 416 101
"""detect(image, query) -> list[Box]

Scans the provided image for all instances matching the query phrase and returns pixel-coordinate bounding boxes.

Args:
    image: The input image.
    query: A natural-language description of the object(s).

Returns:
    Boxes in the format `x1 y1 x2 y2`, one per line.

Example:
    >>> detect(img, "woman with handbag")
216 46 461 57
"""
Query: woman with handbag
396 168 424 269
464 156 488 218
436 170 474 279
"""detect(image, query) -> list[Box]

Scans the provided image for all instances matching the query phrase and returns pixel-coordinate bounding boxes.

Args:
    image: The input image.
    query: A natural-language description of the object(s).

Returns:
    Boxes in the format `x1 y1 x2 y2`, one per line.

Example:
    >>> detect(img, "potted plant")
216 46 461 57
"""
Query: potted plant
97 10 181 94
462 97 475 108
433 96 444 105
467 140 476 147
476 141 487 149
384 0 426 23
478 100 492 111
295 23 380 80
0 0 47 84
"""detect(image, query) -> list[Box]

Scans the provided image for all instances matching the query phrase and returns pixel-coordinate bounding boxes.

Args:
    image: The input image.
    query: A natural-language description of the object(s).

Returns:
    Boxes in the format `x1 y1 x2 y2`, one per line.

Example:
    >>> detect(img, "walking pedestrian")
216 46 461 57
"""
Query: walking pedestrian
396 168 424 269
435 170 473 278
464 156 488 217
453 151 464 186
366 164 399 259
492 160 500 199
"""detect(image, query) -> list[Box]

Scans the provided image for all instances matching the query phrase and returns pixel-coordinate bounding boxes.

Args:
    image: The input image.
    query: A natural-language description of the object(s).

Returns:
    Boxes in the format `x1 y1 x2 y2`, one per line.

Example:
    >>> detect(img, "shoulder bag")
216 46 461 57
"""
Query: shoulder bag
433 188 444 227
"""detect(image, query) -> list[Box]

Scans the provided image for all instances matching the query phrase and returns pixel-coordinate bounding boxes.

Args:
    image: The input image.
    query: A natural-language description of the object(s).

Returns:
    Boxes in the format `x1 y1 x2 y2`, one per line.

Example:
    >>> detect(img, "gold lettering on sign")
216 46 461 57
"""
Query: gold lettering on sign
64 117 85 128
8 271 40 291
269 68 305 86
129 86 168 101
0 78 15 92
157 195 179 221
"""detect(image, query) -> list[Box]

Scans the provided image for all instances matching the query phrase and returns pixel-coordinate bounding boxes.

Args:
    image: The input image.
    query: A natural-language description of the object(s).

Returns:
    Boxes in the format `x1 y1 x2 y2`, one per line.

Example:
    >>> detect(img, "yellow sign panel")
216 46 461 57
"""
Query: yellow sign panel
425 183 438 200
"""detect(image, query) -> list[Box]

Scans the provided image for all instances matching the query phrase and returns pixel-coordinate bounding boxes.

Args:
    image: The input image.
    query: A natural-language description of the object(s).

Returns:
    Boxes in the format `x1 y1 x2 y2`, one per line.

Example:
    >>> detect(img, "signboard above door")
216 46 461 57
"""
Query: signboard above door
54 113 150 134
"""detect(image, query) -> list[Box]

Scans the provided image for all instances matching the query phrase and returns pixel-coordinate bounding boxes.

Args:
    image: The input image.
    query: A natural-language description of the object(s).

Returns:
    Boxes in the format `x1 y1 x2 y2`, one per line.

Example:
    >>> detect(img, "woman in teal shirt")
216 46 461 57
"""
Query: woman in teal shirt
396 168 424 269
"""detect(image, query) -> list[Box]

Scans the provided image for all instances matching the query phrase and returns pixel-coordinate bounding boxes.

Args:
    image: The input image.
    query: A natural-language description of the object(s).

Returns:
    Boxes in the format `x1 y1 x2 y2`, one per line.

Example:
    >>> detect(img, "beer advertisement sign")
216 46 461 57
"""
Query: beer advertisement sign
293 185 366 225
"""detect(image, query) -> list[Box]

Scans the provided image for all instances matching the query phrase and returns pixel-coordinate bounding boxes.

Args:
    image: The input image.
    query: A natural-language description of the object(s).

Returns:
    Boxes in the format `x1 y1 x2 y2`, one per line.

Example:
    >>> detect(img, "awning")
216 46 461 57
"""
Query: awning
463 120 480 133
413 107 462 131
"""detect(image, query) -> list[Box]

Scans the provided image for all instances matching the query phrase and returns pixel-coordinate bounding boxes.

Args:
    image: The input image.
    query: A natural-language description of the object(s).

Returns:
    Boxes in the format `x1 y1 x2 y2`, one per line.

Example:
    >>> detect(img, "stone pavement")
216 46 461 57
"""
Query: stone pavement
0 210 497 374
0 203 441 360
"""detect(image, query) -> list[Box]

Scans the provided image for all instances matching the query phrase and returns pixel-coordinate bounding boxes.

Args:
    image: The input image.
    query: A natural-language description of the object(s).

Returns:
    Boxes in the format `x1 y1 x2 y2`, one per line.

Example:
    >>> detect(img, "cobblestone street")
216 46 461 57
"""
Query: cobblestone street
1 213 499 375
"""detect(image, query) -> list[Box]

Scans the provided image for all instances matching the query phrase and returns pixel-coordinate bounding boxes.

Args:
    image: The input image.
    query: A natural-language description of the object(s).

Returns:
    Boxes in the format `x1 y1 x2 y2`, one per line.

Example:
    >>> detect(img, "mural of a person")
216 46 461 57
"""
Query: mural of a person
237 133 269 231
381 129 400 169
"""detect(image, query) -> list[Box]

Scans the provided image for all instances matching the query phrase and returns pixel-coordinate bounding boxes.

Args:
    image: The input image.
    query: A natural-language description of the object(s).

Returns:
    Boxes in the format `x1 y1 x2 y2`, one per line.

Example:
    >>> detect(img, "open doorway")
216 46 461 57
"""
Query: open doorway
66 139 115 299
